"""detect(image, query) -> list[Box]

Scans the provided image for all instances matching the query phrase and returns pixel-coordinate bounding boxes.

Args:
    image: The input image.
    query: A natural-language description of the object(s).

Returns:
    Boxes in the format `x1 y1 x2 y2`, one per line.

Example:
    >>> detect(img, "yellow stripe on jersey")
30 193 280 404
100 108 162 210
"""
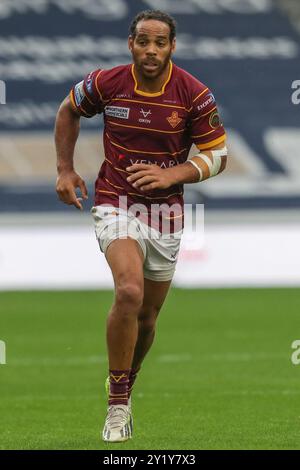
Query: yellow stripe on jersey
110 98 191 112
97 189 119 196
131 61 173 97
69 90 76 110
104 177 124 190
191 128 218 139
69 90 93 116
105 157 130 174
97 188 183 200
196 135 226 150
94 70 105 102
127 191 183 200
191 106 217 122
107 135 187 157
107 120 185 134
192 88 209 103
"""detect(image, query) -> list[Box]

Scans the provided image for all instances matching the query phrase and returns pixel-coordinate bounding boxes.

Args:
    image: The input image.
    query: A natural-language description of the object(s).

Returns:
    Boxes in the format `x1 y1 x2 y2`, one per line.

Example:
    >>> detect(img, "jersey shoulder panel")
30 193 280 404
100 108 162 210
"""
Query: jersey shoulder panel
69 64 131 117
97 64 132 101
172 64 209 107
172 65 226 149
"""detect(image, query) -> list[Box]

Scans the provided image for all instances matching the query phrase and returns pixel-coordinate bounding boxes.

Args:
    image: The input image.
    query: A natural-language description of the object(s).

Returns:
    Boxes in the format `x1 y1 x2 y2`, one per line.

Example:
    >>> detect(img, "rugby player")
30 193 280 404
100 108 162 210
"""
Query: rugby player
55 10 227 443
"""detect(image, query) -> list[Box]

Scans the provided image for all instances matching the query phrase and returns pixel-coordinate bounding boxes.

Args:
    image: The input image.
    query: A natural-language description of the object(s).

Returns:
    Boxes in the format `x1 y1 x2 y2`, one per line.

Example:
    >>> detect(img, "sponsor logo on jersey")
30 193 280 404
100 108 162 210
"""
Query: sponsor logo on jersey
140 109 151 118
116 94 133 99
74 80 85 106
129 158 178 169
105 106 130 119
166 111 182 128
209 110 221 129
139 108 151 124
197 93 215 111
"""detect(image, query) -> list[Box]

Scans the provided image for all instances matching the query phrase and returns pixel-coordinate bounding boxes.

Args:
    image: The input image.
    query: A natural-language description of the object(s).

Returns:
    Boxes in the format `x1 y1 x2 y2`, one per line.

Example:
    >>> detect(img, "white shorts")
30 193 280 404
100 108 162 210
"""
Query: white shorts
91 205 182 282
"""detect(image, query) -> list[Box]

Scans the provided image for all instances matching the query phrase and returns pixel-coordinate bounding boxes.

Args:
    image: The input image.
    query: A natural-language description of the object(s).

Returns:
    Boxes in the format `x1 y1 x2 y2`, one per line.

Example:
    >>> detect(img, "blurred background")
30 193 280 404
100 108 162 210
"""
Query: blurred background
1 0 300 452
0 0 300 288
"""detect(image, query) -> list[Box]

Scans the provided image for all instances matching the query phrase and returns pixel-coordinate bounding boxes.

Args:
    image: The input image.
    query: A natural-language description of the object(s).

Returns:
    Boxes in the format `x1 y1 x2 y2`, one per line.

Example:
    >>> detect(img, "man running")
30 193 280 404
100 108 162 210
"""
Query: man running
55 9 227 443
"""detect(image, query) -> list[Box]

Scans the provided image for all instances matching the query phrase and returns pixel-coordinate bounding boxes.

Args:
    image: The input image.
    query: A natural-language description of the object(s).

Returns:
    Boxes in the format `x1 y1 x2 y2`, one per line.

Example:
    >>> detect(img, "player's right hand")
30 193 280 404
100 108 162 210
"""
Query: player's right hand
56 170 88 210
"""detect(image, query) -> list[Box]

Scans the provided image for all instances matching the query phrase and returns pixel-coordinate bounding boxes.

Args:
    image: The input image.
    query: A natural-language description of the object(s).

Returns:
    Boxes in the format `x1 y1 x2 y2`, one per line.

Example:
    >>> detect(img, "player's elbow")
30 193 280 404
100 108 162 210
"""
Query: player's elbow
55 97 81 135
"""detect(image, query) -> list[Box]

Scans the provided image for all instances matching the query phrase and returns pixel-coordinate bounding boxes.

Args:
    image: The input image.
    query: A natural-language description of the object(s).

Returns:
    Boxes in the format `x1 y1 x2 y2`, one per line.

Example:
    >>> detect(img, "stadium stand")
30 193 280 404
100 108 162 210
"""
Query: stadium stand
0 0 299 212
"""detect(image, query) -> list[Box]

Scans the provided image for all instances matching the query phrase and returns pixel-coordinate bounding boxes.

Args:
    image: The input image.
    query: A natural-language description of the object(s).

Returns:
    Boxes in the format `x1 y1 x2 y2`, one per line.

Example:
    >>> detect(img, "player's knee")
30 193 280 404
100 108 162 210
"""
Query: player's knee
115 282 143 310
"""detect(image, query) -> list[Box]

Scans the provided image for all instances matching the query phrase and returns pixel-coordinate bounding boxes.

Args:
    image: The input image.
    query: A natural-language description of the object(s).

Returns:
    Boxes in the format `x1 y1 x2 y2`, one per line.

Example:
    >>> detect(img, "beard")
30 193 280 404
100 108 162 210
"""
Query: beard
134 51 172 80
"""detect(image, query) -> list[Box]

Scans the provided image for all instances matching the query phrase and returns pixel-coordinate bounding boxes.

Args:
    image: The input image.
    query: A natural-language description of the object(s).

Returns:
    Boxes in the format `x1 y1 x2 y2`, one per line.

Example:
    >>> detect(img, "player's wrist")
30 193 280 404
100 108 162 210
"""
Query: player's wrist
57 164 75 175
165 166 182 186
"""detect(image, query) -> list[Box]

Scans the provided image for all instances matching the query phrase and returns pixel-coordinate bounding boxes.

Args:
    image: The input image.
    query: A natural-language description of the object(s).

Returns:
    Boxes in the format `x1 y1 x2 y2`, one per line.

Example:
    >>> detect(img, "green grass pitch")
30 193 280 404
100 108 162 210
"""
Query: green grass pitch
1 288 300 450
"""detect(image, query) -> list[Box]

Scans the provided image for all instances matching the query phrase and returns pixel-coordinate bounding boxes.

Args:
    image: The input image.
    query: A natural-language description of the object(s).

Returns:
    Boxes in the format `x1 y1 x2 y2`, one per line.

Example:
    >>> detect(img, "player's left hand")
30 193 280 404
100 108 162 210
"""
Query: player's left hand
126 163 174 192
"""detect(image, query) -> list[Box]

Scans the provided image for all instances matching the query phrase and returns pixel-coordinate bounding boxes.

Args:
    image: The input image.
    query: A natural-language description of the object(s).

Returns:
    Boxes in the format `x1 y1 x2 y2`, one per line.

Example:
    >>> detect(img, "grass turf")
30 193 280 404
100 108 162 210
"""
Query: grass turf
1 288 300 450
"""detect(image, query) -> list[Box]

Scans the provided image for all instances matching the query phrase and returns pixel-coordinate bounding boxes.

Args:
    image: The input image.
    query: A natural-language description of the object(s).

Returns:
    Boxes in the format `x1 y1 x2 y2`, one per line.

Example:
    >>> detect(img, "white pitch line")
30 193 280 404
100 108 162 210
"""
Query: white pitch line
215 390 300 396
157 354 192 363
202 352 289 362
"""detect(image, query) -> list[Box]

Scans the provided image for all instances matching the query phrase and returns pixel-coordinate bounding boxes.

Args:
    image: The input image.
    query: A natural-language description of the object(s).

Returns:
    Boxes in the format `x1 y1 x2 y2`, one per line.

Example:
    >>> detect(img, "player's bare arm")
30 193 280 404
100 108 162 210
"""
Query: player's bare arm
55 96 88 210
53 8 228 444
126 142 227 192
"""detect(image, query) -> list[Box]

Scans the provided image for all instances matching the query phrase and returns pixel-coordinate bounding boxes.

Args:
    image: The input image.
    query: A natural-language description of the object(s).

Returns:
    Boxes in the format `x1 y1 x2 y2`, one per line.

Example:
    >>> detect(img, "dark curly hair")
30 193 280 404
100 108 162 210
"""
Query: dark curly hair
129 10 177 42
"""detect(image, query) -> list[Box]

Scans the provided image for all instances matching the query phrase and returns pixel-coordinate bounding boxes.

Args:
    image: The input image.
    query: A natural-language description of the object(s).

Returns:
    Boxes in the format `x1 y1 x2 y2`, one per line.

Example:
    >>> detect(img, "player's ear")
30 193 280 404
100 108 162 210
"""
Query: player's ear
128 36 133 52
171 37 176 53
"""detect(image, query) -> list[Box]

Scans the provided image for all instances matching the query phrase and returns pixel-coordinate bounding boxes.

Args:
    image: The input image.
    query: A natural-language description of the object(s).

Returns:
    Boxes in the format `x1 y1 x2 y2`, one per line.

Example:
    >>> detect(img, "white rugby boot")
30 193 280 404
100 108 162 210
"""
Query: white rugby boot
104 376 133 439
102 404 131 442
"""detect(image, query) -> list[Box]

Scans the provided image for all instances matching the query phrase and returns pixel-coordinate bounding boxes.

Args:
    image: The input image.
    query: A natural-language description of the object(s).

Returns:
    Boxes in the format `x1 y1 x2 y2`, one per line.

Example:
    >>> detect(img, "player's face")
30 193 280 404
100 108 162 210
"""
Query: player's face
129 20 176 79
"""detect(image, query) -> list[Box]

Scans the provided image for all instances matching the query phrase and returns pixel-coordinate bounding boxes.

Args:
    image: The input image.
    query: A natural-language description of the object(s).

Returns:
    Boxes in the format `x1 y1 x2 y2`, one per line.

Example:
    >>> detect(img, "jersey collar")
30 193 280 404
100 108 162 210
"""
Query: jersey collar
131 61 173 97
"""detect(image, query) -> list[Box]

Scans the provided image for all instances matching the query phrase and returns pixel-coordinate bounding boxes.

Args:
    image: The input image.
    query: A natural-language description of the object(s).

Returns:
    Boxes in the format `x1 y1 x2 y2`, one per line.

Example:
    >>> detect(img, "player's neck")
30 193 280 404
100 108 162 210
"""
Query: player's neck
133 62 171 94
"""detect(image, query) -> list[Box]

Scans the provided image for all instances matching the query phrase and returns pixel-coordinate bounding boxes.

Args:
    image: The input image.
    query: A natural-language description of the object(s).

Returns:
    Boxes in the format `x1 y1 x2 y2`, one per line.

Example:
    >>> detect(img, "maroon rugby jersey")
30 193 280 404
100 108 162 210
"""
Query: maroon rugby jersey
70 61 226 231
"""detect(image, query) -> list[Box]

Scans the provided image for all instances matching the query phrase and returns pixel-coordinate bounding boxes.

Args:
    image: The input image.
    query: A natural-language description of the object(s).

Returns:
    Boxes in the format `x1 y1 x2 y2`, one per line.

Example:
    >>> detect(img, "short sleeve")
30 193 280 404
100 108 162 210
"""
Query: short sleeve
189 88 226 150
69 69 105 118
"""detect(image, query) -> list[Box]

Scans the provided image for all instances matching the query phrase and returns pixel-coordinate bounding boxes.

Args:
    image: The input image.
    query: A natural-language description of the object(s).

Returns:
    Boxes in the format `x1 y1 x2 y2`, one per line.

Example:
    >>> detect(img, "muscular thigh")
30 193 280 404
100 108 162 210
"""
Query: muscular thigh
106 238 144 289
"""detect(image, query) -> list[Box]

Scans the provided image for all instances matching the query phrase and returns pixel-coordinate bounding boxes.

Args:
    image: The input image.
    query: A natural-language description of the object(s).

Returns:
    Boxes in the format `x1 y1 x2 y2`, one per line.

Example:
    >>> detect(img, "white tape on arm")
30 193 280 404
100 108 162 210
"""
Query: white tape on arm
190 146 227 179
187 159 203 182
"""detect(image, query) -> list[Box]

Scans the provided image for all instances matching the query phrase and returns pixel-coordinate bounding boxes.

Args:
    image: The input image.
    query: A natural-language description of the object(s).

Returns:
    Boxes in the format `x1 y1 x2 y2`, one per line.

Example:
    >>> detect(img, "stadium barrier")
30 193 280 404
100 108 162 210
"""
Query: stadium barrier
1 214 300 289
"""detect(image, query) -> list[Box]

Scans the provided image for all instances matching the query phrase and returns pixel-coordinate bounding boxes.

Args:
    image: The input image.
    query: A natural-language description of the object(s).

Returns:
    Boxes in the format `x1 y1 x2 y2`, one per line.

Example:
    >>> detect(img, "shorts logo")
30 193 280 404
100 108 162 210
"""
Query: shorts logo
209 110 221 129
74 81 85 106
105 106 130 119
166 111 182 128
